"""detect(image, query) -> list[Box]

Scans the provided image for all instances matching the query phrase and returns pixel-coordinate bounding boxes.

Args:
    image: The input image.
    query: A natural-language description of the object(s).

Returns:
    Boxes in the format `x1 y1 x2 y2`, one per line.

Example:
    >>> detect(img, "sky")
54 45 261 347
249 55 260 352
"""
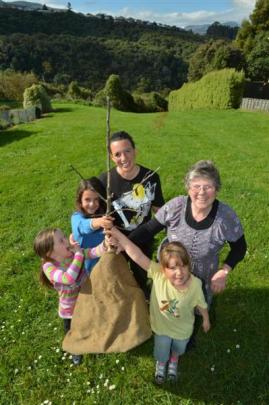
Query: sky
6 0 257 28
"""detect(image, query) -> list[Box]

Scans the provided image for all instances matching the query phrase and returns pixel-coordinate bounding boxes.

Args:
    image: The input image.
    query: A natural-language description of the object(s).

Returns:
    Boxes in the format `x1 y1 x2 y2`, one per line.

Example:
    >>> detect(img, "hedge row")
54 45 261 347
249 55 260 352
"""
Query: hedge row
168 68 245 111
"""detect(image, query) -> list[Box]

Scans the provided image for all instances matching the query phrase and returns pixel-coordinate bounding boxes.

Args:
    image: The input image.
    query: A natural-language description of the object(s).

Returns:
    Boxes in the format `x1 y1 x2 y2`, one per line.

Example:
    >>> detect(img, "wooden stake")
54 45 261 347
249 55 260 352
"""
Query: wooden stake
106 96 111 216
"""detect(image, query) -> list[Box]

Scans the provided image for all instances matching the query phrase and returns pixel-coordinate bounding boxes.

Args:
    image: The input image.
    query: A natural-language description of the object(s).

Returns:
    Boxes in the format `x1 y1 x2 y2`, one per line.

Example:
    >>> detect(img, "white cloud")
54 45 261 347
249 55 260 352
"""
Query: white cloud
233 0 256 8
91 5 254 28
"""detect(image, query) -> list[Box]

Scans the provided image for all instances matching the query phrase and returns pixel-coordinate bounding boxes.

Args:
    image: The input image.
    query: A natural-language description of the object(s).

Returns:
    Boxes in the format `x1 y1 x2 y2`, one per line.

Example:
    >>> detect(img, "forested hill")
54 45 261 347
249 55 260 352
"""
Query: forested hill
0 8 204 92
0 7 200 40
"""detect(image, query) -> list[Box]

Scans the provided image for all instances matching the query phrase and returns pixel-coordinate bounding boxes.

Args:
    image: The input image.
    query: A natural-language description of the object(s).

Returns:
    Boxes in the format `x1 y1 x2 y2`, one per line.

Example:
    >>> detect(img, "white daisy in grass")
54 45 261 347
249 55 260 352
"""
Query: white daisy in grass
236 344 240 349
115 359 120 364
227 349 231 353
109 384 116 390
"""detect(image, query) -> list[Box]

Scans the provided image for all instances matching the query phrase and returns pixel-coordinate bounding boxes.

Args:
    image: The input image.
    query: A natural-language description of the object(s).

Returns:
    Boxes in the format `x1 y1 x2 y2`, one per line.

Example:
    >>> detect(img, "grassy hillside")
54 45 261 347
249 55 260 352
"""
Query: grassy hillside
0 102 268 404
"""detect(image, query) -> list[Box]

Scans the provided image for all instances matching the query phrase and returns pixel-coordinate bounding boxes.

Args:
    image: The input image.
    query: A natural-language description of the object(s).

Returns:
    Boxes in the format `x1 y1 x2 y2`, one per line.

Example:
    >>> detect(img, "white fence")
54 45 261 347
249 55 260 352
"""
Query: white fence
241 98 269 112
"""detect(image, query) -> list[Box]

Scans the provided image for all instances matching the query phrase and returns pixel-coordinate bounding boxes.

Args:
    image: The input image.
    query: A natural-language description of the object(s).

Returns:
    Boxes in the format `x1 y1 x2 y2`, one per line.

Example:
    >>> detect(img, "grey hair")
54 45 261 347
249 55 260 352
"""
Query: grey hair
184 160 221 191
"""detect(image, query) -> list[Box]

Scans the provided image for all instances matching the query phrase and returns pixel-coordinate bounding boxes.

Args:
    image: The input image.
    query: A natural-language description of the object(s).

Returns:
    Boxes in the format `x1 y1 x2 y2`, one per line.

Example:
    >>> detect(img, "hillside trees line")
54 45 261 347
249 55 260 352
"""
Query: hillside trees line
0 33 192 92
0 7 202 92
0 3 268 96
0 7 201 40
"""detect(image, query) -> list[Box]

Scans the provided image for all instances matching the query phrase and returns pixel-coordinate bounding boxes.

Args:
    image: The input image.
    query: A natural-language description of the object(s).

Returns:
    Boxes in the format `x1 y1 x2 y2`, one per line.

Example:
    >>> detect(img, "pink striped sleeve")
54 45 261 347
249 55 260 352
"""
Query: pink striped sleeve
84 241 106 259
43 252 84 285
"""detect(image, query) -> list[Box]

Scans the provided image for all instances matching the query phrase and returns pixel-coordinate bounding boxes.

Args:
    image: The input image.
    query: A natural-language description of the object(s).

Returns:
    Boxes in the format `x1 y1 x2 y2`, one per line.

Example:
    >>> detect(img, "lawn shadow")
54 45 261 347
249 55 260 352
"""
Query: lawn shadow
52 107 73 113
0 128 37 147
150 287 269 404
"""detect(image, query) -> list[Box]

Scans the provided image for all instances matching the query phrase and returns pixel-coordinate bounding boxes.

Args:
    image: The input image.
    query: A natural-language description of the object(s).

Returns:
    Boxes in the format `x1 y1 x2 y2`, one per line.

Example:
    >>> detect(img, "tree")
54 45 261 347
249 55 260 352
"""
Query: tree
236 0 269 53
250 0 269 28
67 2 72 11
188 40 245 82
235 0 269 80
206 21 239 40
246 31 269 81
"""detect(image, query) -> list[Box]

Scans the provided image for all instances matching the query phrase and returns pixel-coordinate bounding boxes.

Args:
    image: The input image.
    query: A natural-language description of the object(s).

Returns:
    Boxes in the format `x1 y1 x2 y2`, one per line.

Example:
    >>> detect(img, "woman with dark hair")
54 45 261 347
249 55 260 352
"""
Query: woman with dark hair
99 131 165 299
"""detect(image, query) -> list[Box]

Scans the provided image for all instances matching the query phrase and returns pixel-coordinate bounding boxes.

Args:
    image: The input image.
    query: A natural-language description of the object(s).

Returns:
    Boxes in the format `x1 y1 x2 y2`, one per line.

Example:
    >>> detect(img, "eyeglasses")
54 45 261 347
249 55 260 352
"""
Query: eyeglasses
189 184 215 192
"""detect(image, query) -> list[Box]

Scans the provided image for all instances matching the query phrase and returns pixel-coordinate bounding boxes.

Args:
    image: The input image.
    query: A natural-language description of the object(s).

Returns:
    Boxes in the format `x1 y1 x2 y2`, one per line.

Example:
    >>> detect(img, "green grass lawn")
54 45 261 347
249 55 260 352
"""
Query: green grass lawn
0 102 268 404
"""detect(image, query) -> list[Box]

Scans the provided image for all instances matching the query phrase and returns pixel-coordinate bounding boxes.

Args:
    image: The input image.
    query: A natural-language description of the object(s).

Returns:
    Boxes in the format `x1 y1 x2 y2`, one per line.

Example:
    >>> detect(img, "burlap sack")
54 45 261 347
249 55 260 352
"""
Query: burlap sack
62 251 152 354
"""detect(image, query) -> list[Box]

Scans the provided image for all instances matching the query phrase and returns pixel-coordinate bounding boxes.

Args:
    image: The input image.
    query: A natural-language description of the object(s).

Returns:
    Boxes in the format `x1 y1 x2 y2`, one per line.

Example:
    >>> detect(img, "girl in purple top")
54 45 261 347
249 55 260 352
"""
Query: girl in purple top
34 227 106 364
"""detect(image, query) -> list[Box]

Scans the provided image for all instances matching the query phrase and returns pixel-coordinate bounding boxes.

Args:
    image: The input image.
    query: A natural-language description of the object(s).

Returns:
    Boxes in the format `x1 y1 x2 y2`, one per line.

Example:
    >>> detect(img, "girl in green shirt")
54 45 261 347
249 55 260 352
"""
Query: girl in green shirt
108 227 210 384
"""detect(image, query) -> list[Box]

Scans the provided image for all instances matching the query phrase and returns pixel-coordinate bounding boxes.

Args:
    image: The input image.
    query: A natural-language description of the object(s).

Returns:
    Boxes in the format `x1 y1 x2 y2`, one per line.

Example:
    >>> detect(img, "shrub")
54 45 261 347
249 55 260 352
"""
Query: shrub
23 84 52 113
67 81 82 100
0 70 38 101
92 89 107 107
0 105 11 111
42 82 66 99
169 68 245 111
103 74 135 111
67 81 92 101
0 118 10 130
134 92 168 112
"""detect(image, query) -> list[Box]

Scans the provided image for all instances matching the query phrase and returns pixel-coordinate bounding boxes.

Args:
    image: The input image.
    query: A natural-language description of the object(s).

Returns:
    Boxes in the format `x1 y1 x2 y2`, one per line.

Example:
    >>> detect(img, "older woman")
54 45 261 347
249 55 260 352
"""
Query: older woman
130 160 247 306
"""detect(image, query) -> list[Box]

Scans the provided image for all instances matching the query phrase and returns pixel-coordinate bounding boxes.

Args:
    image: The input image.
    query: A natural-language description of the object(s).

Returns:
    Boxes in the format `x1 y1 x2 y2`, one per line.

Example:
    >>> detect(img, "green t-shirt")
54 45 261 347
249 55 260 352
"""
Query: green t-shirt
148 261 207 340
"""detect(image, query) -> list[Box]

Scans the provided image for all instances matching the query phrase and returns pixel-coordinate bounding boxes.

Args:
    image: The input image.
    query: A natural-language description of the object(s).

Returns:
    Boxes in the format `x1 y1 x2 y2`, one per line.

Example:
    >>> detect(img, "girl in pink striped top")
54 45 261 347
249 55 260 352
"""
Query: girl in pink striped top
34 227 106 364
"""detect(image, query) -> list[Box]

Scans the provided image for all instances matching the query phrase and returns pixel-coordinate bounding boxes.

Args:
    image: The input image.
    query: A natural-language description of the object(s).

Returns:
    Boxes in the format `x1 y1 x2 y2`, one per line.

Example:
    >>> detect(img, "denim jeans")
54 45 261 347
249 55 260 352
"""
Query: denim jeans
154 334 190 363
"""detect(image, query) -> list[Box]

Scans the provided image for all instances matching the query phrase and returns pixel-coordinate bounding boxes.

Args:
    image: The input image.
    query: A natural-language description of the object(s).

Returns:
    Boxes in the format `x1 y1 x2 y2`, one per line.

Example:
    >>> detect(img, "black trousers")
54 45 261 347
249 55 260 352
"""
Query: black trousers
63 318 71 334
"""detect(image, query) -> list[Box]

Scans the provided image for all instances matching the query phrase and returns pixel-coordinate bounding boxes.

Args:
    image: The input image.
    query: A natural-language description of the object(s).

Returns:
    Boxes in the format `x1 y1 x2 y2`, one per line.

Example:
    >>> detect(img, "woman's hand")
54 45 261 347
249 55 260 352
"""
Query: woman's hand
92 215 114 230
211 266 231 293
